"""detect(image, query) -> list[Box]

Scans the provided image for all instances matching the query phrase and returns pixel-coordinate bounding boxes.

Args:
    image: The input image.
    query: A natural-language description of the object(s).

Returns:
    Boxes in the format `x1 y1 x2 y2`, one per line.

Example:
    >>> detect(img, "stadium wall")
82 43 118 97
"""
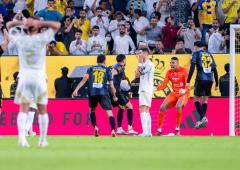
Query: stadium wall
0 98 230 136
1 54 238 98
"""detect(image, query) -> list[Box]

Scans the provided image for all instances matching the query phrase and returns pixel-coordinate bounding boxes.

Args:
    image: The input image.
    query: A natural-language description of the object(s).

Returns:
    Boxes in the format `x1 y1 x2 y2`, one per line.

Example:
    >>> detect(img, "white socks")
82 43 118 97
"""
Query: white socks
17 112 27 142
38 114 49 143
141 112 152 135
25 111 35 134
146 112 152 135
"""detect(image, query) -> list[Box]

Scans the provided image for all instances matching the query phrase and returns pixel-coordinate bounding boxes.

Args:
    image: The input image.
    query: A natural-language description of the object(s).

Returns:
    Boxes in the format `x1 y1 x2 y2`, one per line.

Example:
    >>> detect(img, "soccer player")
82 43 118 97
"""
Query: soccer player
7 17 61 147
156 57 190 135
186 41 219 129
72 54 118 137
110 54 137 135
136 48 155 137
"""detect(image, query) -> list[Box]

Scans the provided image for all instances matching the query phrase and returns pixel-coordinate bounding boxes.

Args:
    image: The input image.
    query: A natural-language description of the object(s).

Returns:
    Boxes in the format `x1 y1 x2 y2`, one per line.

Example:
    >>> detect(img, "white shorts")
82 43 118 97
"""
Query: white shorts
14 74 48 105
139 91 152 107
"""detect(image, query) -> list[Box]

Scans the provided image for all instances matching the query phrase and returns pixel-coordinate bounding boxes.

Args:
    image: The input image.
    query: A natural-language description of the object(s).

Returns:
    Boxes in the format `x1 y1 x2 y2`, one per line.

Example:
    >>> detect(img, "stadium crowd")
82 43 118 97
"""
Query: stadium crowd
0 0 240 56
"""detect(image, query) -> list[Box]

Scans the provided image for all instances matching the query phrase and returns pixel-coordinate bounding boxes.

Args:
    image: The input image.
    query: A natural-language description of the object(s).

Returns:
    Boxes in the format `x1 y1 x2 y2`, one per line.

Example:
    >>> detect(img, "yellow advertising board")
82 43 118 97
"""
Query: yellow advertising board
0 54 239 98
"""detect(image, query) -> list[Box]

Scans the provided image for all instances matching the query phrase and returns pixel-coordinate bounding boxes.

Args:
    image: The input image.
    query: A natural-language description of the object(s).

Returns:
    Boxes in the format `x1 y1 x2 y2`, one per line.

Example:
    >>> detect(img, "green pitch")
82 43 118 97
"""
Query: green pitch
0 136 239 170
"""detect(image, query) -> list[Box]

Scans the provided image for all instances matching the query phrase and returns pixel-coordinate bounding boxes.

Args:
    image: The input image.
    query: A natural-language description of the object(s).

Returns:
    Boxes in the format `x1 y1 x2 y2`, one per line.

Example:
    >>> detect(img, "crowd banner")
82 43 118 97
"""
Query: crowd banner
0 54 238 98
0 98 229 136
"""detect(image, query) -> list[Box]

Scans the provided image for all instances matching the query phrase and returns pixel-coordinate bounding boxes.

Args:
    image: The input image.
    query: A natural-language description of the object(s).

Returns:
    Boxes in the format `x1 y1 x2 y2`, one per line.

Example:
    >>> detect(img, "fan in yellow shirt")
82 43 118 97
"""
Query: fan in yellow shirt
55 0 68 16
73 9 90 41
47 41 69 56
222 0 240 24
26 0 34 16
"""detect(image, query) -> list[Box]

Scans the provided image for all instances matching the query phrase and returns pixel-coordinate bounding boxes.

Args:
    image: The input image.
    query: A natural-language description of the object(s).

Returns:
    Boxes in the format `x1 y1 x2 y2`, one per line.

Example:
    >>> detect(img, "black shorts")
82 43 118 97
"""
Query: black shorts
89 95 112 110
111 90 129 107
194 80 213 97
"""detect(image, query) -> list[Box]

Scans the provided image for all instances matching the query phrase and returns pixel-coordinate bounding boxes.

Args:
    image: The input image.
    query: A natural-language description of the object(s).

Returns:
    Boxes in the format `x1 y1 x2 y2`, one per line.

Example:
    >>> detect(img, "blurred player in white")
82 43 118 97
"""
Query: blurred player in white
25 102 37 137
136 48 155 137
7 17 60 147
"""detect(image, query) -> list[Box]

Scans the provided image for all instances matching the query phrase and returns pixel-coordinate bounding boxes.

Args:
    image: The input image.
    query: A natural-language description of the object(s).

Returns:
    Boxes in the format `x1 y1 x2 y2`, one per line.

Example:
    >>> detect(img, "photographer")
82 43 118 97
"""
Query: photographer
177 17 201 51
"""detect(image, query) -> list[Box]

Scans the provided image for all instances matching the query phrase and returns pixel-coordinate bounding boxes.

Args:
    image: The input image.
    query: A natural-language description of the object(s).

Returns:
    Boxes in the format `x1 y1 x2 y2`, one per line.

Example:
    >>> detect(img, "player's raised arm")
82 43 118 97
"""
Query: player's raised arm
72 74 89 98
36 20 61 33
6 20 23 30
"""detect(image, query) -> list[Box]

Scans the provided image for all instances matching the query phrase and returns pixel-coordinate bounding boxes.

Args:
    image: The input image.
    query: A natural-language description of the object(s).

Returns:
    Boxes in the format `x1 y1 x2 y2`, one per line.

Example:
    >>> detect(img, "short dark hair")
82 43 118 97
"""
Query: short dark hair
76 29 83 34
176 38 184 43
171 57 179 61
61 67 69 76
194 41 204 48
92 25 100 30
134 9 142 16
96 6 103 11
97 54 106 63
224 63 230 73
116 54 126 62
48 0 55 2
139 48 149 54
165 16 173 24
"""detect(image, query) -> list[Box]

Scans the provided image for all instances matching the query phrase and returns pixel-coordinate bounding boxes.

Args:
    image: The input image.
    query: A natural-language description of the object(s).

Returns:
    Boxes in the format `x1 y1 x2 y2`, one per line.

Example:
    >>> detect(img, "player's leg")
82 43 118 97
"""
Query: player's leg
89 96 99 136
201 96 209 126
157 93 177 135
125 101 137 135
25 107 36 136
18 103 30 147
139 105 149 136
37 104 49 147
100 95 116 137
116 105 126 135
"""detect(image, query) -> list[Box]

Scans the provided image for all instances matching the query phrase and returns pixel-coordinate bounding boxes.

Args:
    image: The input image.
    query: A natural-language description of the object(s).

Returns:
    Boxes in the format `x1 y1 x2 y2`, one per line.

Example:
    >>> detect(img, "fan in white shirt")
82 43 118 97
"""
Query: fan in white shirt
83 0 100 19
113 24 136 55
69 30 87 55
90 7 109 37
109 11 124 38
133 9 149 44
87 25 107 55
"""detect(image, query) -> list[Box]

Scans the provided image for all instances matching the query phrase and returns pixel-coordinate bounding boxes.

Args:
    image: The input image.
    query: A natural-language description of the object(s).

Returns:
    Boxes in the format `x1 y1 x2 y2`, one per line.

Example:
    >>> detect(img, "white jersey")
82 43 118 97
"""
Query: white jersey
9 28 54 77
138 59 155 95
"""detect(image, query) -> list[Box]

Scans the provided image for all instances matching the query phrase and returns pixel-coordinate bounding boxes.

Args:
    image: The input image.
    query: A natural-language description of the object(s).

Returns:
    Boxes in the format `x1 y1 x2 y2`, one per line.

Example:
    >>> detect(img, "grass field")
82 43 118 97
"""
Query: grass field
0 136 240 170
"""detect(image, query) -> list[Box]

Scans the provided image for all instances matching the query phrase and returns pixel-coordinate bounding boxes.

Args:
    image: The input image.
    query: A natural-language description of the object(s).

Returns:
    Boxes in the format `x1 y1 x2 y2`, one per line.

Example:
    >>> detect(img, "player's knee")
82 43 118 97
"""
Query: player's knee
160 105 166 112
126 102 133 109
176 104 182 111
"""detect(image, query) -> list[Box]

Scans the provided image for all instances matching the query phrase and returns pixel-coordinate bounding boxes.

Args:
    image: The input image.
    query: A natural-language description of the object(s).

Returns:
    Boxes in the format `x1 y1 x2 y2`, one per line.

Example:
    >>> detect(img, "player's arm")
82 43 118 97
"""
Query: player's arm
37 20 61 33
6 20 23 30
109 80 117 101
187 54 197 87
72 74 89 98
138 62 152 75
157 72 169 91
212 67 219 90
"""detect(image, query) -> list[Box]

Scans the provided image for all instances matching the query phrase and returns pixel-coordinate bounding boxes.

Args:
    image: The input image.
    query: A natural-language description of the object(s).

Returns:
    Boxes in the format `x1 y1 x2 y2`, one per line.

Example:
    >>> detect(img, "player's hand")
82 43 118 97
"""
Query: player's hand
72 90 78 98
215 86 219 91
179 88 186 95
113 96 118 102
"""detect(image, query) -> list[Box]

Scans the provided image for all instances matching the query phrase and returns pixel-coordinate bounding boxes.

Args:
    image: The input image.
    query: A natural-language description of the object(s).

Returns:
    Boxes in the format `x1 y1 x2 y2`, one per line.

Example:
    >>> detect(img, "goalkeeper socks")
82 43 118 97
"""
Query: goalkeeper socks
140 112 148 135
202 103 208 117
158 111 164 129
117 109 124 127
90 112 97 127
38 113 49 143
127 109 133 126
17 112 27 141
146 112 152 134
194 101 204 120
109 116 116 130
176 109 182 128
25 111 35 134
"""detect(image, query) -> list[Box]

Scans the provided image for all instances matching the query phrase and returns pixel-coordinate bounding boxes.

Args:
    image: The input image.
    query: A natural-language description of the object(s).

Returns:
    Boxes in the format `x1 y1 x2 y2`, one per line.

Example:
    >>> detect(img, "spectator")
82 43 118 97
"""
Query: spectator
87 25 107 55
10 71 18 98
63 6 74 18
232 9 240 24
55 0 68 16
90 6 109 37
0 0 14 17
73 0 85 15
112 0 128 14
222 0 240 26
33 0 48 14
156 0 171 26
206 19 220 43
173 38 192 54
170 0 191 25
177 17 201 51
125 20 137 47
99 0 113 18
13 0 27 13
219 63 239 96
109 11 124 38
60 16 78 50
0 28 8 55
84 0 101 19
199 0 217 44
36 0 63 21
55 67 72 98
162 16 180 50
146 0 158 18
192 0 201 27
144 16 162 49
126 0 147 17
69 29 87 55
133 9 149 44
208 25 228 53
47 40 69 56
74 8 90 41
152 39 168 54
113 23 136 55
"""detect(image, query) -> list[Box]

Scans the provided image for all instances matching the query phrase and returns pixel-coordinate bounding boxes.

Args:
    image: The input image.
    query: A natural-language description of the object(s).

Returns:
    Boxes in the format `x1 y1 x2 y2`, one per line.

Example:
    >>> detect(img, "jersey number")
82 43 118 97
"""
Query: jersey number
93 71 104 88
202 54 213 73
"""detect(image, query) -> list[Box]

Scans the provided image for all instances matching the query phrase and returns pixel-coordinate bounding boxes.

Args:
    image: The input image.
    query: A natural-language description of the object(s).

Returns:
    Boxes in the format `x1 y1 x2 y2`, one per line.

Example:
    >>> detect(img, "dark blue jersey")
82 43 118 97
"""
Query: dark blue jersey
111 64 125 89
86 65 112 96
191 50 217 82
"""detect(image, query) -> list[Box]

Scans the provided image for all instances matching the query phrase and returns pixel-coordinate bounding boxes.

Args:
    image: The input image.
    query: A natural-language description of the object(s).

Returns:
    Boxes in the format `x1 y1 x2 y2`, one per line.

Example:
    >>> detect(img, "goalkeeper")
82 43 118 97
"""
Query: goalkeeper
156 57 190 136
